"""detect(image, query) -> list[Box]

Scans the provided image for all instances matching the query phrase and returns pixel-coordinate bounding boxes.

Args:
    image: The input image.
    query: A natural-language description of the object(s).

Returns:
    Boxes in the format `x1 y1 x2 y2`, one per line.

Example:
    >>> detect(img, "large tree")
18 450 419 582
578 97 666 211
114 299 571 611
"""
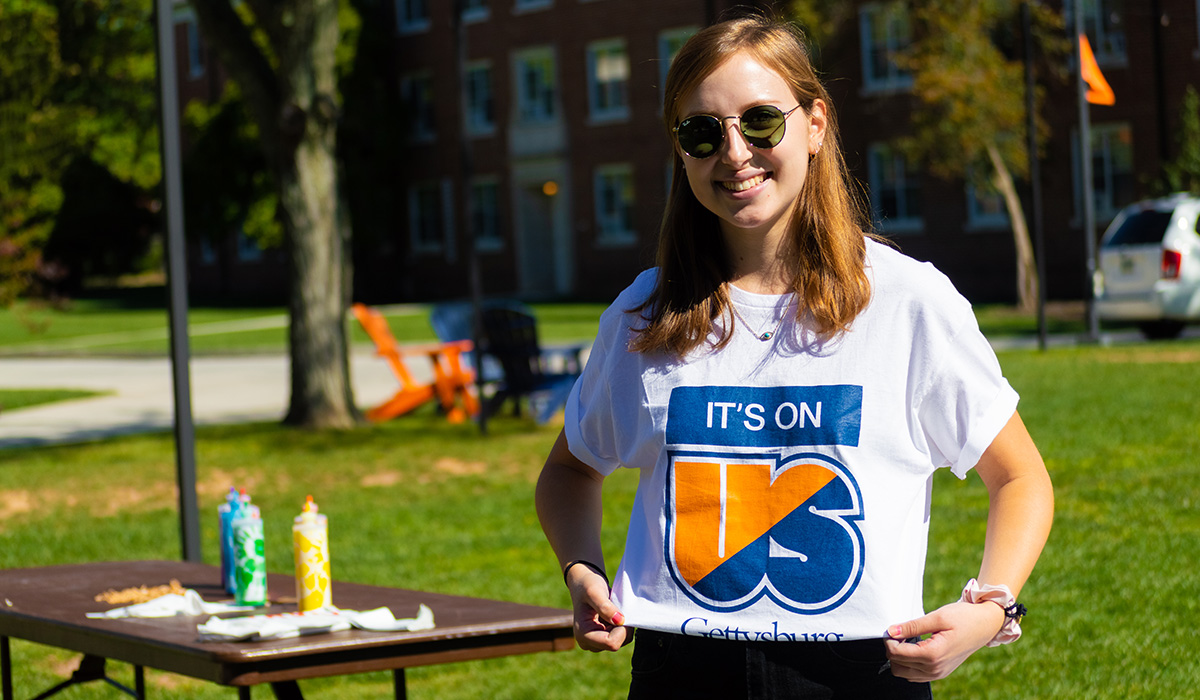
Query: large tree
191 0 357 428
791 0 1066 312
900 0 1065 312
0 0 161 303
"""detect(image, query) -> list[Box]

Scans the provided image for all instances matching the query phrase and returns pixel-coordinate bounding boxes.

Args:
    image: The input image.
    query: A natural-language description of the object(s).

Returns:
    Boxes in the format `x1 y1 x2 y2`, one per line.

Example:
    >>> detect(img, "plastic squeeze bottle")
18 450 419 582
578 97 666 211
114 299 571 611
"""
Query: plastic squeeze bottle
292 495 332 612
218 487 241 594
231 504 267 606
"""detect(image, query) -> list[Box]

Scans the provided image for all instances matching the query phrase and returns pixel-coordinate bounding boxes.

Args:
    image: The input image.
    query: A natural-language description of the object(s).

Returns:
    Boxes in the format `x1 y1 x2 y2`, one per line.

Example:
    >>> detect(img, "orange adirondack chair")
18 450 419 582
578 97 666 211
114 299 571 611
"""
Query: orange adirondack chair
351 303 480 423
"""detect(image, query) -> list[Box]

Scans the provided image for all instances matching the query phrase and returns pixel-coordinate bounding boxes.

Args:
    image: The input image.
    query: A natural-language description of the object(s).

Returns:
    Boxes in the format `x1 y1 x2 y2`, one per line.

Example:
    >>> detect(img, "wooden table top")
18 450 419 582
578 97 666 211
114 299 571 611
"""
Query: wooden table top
0 560 574 686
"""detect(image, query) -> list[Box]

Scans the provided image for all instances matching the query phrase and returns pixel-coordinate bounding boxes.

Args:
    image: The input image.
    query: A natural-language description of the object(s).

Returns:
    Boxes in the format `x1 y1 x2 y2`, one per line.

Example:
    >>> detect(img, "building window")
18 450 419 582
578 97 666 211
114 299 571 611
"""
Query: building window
587 39 630 122
1074 122 1134 222
1075 0 1126 64
514 0 552 12
236 228 263 263
396 0 431 33
469 178 503 251
867 143 922 233
185 19 205 79
595 164 636 245
462 0 488 22
658 27 698 104
966 176 1009 230
409 182 445 253
514 47 557 123
859 2 913 93
400 72 435 142
465 62 495 134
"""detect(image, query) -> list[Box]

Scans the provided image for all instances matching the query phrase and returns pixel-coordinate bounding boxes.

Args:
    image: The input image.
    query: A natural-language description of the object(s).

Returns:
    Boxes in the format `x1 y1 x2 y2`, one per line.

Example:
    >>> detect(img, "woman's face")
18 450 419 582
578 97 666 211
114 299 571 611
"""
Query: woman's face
676 51 826 242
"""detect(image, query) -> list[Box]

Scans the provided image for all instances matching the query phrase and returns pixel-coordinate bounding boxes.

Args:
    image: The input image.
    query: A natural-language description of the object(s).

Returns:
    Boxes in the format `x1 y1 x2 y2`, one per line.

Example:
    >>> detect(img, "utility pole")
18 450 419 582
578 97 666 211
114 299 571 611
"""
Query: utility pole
1074 2 1100 342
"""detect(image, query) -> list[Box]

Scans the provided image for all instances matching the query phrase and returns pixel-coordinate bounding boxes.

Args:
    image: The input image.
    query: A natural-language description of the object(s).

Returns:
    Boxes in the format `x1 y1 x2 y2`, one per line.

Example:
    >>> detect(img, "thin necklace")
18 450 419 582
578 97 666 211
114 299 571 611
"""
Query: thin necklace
729 299 793 341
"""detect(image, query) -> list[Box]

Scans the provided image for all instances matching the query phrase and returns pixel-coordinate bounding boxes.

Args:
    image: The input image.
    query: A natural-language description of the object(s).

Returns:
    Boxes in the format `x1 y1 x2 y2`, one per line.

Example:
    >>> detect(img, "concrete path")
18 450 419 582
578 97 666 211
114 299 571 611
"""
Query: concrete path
0 352 404 449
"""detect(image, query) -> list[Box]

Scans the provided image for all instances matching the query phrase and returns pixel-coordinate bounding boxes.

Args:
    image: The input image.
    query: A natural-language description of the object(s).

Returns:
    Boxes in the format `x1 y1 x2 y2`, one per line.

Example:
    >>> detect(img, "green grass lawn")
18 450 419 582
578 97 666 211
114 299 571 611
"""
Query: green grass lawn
1 339 1197 698
0 389 107 412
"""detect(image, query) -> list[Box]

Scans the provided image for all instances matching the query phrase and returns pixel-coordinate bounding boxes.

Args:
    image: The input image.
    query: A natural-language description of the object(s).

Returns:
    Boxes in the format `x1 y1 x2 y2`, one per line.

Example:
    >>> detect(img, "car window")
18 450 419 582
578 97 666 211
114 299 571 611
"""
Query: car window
1104 210 1173 246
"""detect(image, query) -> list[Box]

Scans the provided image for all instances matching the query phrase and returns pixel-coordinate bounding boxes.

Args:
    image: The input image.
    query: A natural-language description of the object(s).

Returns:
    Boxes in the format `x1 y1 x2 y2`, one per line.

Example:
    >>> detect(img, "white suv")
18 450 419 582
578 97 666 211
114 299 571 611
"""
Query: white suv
1096 193 1200 339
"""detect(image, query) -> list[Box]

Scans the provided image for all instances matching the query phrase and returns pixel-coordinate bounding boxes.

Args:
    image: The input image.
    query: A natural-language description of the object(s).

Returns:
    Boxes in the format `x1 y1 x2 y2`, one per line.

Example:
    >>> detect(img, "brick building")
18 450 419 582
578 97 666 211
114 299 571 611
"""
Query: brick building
176 0 1200 305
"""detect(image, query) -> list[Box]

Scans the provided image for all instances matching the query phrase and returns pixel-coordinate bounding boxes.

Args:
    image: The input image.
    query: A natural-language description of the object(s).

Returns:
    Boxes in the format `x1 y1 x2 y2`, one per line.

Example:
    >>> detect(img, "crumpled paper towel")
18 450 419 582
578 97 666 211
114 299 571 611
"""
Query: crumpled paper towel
87 589 254 619
196 604 435 642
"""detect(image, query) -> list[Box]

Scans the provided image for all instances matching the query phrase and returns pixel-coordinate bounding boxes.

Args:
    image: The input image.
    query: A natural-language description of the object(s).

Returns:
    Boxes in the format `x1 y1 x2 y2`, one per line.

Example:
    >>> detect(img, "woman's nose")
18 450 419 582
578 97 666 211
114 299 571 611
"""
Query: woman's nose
720 120 752 164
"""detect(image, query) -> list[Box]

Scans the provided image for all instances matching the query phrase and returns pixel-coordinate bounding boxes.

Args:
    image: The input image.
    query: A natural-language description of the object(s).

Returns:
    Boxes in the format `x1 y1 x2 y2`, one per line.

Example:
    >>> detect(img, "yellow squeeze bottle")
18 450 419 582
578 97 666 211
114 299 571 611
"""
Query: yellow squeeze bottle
292 495 332 612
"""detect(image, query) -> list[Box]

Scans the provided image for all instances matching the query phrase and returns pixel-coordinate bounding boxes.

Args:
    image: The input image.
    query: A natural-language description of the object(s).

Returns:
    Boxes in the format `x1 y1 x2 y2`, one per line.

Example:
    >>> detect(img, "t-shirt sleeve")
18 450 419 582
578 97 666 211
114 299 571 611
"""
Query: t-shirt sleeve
916 312 1019 480
563 274 660 477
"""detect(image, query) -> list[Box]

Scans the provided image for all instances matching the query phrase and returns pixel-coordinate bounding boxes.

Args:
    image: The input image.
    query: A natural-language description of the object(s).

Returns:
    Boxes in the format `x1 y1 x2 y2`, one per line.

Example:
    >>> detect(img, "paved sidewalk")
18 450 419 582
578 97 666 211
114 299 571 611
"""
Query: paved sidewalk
0 352 404 449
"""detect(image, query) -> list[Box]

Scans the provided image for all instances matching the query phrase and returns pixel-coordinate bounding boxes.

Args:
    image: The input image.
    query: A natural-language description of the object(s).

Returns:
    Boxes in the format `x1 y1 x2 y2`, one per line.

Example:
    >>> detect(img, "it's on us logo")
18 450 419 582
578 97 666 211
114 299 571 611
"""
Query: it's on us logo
664 385 865 615
666 451 864 614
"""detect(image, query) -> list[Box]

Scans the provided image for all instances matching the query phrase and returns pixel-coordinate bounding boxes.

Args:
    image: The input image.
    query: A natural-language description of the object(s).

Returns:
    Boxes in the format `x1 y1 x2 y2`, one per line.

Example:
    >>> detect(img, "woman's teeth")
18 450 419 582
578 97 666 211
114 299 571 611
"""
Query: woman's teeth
722 174 765 192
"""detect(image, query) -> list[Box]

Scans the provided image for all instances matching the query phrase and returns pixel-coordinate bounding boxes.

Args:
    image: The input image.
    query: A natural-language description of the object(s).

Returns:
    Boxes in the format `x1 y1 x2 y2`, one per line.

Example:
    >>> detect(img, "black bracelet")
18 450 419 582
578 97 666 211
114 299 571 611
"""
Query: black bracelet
563 559 608 587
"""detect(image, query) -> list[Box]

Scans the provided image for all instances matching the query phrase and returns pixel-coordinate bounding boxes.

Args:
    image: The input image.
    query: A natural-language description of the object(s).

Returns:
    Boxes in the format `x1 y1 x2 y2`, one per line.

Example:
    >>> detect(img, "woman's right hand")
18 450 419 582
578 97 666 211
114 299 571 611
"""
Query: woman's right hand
566 564 630 652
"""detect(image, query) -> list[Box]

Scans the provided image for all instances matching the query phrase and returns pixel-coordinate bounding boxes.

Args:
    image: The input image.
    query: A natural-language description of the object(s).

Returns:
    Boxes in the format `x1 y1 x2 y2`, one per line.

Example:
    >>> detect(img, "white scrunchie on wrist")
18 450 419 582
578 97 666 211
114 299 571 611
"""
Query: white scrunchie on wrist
960 578 1024 647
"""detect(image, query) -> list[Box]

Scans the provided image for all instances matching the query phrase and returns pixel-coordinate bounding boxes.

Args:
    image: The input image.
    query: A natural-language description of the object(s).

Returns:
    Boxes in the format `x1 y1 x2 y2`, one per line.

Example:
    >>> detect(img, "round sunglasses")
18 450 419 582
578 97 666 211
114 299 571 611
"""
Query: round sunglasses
673 104 802 159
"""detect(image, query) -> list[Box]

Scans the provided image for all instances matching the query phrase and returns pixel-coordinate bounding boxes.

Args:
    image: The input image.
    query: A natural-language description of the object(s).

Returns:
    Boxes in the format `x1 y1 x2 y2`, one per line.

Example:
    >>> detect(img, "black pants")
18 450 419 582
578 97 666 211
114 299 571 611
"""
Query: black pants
628 629 933 700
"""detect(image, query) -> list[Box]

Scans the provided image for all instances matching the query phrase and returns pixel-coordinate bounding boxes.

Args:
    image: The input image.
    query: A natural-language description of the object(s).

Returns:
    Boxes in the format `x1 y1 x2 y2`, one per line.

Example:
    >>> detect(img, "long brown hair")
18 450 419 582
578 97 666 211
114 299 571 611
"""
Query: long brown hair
629 15 874 357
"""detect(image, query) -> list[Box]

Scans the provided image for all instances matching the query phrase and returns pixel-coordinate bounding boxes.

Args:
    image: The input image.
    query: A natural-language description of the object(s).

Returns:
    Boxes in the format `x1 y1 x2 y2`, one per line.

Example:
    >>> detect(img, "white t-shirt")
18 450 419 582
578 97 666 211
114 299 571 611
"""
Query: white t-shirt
564 239 1018 642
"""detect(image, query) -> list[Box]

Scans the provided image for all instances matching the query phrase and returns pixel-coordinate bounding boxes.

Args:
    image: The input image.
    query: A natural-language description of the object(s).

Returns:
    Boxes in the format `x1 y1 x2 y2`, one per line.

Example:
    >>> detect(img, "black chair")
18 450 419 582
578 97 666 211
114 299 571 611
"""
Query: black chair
430 301 583 424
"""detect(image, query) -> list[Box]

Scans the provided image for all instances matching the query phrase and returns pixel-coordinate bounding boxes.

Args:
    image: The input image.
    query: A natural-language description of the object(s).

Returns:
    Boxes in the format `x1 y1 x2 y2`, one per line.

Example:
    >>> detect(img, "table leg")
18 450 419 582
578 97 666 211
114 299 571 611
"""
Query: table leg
393 669 407 700
2 636 12 700
238 687 251 700
269 681 303 699
134 666 144 699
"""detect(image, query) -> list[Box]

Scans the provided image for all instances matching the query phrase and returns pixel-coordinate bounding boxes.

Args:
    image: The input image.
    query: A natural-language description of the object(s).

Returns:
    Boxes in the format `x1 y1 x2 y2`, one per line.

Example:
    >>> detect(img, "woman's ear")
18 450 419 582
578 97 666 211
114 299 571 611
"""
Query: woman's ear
807 99 828 155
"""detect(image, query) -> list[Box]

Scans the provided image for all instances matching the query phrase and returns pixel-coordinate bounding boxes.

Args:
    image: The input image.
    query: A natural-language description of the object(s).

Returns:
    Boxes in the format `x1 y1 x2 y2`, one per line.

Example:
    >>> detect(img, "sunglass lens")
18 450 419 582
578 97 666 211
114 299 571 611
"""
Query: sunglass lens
677 116 722 158
739 106 786 148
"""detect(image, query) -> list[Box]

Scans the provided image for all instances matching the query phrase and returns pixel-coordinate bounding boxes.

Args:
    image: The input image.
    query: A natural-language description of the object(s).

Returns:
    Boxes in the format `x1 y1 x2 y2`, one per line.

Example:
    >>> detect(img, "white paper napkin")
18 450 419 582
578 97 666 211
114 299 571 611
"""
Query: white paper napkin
196 604 435 642
87 590 255 619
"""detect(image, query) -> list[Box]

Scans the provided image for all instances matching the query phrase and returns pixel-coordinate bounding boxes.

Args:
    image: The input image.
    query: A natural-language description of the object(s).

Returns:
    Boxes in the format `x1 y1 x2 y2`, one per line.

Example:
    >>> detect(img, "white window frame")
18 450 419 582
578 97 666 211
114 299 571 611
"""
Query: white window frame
594 164 636 246
658 27 698 108
514 46 558 124
396 0 431 34
464 61 495 135
587 39 631 123
399 71 436 143
1077 0 1127 65
1072 122 1134 223
514 0 552 13
462 0 489 23
867 143 922 234
236 227 263 263
859 2 913 94
965 176 1010 231
409 182 445 254
185 19 205 79
469 177 504 252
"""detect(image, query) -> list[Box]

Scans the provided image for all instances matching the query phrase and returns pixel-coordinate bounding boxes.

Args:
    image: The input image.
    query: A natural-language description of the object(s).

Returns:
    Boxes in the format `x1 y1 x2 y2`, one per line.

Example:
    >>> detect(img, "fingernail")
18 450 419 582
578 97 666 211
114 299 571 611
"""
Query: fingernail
613 612 625 626
887 626 902 638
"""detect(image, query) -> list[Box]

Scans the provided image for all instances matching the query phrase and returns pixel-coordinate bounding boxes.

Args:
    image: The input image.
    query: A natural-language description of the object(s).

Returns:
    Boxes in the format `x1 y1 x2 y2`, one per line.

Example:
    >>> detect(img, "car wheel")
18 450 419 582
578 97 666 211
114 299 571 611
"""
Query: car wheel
1138 320 1186 340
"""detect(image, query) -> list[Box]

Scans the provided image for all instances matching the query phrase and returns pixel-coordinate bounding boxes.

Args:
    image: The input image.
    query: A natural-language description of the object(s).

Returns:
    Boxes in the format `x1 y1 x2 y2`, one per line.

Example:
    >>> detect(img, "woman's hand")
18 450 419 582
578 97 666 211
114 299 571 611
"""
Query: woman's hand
565 564 630 652
884 599 1005 682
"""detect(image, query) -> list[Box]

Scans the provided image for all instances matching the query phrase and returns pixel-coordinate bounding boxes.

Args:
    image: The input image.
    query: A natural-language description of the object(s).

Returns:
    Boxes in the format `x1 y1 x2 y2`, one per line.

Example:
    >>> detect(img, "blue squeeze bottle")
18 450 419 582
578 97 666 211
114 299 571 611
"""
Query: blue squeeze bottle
218 487 241 594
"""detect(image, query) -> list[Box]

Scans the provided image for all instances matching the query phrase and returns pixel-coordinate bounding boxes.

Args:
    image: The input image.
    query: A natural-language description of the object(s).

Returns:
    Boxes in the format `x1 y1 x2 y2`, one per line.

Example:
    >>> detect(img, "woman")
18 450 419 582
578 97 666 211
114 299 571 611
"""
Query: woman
536 14 1053 698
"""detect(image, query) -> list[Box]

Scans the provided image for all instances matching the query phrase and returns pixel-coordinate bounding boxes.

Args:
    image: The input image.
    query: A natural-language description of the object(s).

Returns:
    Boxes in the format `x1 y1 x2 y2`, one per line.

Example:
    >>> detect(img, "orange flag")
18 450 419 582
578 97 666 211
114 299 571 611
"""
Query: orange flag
1079 34 1115 105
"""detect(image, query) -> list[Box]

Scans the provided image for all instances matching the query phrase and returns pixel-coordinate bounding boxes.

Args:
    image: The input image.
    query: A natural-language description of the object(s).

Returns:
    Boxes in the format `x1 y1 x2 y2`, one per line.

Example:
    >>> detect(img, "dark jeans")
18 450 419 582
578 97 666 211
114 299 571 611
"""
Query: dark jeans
628 628 933 700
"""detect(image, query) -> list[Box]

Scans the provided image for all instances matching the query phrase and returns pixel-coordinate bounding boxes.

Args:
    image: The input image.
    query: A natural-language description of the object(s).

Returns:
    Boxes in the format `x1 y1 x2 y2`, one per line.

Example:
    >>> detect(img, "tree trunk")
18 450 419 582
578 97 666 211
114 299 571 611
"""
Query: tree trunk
987 142 1039 313
193 0 358 429
280 107 357 428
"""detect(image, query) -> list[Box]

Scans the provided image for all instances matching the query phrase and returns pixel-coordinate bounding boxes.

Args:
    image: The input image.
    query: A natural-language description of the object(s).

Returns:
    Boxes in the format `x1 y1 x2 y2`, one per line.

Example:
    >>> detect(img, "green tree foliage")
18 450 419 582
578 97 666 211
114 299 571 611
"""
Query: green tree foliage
0 0 160 304
1160 85 1200 196
899 0 1066 311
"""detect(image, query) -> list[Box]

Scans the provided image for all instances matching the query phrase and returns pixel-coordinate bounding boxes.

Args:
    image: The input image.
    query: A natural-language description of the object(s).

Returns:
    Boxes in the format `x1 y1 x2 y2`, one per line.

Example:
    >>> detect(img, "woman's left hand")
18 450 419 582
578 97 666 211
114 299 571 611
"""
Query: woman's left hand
883 599 1005 682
